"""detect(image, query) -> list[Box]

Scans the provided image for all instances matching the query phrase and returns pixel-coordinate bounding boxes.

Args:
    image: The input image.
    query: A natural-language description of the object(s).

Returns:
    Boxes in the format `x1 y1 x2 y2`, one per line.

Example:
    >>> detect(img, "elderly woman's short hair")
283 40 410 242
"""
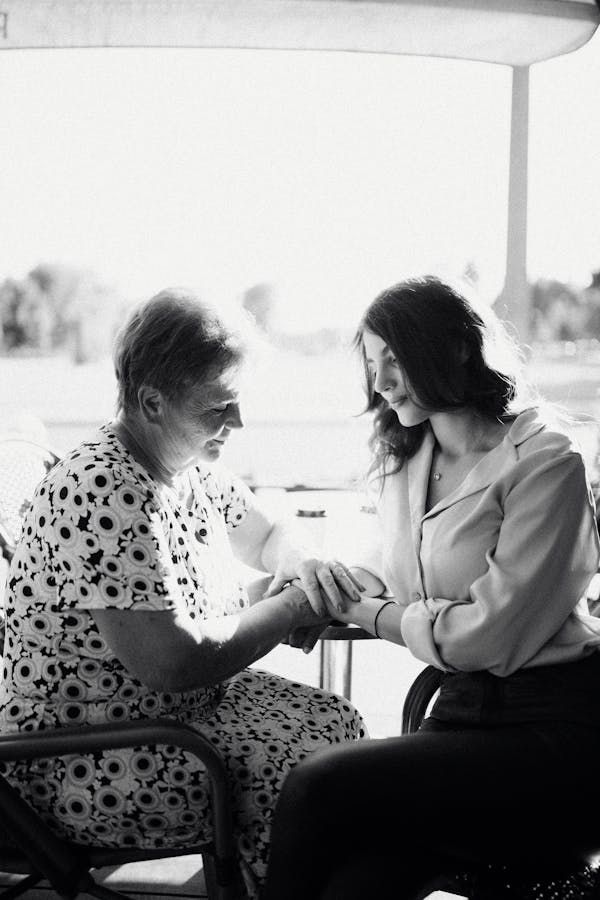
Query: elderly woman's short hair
114 288 247 413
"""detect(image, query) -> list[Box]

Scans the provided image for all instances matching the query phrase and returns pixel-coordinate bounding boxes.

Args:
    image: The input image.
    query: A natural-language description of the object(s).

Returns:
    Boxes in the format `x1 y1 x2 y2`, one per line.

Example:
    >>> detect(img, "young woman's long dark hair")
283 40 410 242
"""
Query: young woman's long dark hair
354 276 527 479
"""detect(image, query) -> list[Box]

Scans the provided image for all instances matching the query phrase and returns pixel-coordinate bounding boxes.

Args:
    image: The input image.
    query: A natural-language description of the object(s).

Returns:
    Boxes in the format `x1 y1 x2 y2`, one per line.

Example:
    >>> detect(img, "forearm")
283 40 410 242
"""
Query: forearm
335 595 407 645
182 591 300 686
93 585 306 693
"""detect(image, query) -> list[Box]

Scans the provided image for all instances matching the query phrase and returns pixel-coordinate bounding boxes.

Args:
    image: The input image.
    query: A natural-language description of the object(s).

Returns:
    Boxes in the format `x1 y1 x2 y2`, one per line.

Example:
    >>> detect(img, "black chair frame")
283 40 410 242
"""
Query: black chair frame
0 718 239 900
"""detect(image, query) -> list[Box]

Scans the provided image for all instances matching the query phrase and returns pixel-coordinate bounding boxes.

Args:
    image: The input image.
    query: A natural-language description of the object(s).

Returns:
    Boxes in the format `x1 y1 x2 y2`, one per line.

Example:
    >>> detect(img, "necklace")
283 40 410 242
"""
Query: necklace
431 443 443 481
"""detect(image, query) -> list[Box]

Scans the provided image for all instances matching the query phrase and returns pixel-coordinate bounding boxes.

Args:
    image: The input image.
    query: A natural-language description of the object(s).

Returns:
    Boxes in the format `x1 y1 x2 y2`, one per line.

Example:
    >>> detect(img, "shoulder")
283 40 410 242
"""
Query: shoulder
505 407 589 487
40 427 159 514
509 407 581 462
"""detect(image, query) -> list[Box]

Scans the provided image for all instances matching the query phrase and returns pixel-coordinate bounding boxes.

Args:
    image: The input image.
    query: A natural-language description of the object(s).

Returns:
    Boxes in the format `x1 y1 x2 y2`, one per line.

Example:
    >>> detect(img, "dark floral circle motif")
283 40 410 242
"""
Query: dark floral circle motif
66 798 88 818
64 704 85 722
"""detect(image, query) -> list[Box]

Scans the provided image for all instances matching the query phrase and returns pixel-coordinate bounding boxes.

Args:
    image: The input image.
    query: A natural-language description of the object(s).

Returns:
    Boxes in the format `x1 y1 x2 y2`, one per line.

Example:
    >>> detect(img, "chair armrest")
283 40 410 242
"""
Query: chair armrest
401 665 443 734
319 623 376 641
0 717 234 857
0 520 15 563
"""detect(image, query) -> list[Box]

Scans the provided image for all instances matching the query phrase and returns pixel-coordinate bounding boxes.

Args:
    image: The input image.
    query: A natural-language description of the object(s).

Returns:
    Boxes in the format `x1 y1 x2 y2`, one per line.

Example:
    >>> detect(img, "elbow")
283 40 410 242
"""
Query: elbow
126 660 185 693
436 642 496 673
123 654 213 693
142 665 185 693
436 630 524 676
402 600 524 674
430 602 501 672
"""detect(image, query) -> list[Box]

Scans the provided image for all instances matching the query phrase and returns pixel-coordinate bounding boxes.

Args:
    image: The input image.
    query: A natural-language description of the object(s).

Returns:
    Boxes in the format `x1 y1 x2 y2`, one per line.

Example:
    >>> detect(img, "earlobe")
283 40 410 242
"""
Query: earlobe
137 385 164 424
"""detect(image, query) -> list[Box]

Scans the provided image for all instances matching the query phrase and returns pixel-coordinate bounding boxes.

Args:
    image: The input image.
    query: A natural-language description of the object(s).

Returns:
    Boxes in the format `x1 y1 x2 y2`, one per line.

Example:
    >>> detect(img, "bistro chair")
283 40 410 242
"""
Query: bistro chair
401 665 600 899
0 435 61 564
0 718 239 899
0 434 62 647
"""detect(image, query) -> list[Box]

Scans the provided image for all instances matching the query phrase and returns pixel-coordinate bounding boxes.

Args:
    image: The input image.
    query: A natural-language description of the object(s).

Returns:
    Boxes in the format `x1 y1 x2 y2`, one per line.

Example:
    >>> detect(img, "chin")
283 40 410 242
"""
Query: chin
394 404 430 428
200 443 223 461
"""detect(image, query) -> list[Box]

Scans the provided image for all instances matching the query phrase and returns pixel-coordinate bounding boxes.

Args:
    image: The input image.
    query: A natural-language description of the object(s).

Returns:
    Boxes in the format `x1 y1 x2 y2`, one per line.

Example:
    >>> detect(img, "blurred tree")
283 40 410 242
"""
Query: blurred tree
0 264 122 362
529 278 585 342
0 277 52 353
462 260 480 287
0 279 28 351
276 328 348 355
242 282 276 335
582 270 600 340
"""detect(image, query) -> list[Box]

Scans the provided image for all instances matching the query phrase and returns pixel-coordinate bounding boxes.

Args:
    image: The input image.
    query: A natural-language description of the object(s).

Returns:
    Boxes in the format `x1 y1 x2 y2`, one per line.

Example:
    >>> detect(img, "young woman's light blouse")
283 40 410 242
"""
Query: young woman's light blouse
359 408 600 676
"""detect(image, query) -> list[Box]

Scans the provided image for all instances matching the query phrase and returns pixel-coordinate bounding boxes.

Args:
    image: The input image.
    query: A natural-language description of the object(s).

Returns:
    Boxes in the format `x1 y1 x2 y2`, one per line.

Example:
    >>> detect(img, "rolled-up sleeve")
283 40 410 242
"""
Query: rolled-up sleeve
401 452 600 675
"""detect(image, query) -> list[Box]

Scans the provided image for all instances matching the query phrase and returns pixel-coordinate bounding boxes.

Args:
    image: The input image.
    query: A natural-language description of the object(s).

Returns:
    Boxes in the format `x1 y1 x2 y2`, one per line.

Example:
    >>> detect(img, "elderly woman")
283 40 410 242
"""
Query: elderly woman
0 289 365 898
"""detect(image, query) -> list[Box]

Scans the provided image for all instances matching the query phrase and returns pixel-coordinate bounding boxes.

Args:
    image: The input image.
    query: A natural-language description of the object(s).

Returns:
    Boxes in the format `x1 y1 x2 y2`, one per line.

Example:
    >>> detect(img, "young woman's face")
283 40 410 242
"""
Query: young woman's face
163 366 244 464
362 330 431 428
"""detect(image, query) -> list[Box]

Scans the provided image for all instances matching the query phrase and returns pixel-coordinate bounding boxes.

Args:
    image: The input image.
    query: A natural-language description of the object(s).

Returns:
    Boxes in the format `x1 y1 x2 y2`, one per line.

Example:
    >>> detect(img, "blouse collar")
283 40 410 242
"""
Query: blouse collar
407 408 546 521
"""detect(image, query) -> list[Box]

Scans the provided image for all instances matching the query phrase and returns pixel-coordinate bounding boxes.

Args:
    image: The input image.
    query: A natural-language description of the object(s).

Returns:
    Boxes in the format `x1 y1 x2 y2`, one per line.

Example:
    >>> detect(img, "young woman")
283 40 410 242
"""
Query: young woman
262 276 600 900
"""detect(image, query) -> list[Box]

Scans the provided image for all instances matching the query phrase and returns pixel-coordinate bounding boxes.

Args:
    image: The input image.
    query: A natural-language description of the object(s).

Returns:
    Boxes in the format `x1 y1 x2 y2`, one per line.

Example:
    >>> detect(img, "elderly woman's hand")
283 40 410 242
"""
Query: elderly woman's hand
286 623 330 654
264 559 364 616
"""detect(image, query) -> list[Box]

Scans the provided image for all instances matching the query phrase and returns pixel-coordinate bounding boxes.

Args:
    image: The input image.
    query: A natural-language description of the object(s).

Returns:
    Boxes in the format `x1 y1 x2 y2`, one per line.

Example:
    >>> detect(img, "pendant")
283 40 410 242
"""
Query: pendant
433 472 442 481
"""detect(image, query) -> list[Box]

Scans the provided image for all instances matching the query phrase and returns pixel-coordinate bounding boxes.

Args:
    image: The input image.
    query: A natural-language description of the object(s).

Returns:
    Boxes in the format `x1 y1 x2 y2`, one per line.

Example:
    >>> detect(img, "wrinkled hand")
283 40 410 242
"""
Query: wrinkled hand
264 558 364 616
286 623 331 654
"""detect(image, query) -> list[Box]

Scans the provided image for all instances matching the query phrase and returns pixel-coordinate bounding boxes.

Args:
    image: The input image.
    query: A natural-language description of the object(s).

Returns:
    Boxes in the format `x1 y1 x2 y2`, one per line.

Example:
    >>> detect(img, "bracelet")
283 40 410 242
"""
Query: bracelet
373 600 395 638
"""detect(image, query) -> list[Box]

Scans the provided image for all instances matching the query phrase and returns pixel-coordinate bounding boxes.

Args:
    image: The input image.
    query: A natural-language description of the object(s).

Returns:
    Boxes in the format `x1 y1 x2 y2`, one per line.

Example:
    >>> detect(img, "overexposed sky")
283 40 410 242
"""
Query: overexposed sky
1 28 599 331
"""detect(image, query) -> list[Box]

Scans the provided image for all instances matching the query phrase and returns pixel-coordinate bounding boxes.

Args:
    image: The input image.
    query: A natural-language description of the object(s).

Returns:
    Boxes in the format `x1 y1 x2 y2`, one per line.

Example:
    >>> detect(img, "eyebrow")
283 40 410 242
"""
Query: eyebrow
212 389 237 399
207 392 238 405
365 345 392 364
190 389 238 410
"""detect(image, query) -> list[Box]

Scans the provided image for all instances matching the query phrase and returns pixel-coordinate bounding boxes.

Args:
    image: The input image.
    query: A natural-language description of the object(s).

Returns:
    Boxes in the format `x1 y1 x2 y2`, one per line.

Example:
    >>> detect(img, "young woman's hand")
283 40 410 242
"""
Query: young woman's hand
265 558 364 616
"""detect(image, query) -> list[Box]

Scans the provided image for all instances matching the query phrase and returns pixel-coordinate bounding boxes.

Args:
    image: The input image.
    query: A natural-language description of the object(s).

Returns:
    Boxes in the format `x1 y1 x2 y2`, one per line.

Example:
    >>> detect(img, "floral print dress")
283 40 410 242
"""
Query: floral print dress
0 425 365 896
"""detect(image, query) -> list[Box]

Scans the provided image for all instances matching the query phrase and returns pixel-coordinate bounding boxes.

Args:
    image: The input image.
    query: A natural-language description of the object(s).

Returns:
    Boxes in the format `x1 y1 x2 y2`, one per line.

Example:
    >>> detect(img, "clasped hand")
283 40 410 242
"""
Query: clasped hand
265 558 364 654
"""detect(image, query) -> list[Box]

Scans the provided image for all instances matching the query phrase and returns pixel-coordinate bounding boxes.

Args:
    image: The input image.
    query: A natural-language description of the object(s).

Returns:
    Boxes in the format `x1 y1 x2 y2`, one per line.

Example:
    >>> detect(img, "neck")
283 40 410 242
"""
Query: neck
114 414 180 487
429 409 501 460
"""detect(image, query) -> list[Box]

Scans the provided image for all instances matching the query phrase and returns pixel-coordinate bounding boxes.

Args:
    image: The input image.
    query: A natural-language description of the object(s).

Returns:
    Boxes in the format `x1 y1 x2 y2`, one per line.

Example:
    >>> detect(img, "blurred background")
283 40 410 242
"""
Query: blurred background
1 34 600 489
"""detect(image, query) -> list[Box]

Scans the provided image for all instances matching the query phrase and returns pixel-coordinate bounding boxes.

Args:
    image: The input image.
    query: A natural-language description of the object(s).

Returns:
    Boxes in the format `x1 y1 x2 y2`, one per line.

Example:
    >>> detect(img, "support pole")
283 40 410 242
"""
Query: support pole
496 65 530 347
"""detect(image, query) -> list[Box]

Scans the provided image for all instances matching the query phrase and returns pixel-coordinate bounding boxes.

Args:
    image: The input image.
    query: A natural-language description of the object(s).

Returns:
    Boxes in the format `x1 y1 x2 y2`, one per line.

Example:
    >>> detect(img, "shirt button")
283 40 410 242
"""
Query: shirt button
414 592 422 601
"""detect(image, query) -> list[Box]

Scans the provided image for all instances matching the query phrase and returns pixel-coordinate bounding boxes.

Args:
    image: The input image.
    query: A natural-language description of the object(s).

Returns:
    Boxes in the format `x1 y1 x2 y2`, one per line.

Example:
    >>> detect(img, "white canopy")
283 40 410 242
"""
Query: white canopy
1 0 599 66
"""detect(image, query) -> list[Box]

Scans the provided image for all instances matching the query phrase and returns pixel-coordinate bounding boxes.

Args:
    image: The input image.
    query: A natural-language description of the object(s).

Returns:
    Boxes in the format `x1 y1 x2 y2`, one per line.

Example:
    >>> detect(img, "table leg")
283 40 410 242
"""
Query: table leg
319 639 353 700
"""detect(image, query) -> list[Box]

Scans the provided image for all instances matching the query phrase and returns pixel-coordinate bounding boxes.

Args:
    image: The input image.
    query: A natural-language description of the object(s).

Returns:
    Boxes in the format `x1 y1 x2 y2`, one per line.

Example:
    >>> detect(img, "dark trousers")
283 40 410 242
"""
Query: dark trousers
261 656 600 900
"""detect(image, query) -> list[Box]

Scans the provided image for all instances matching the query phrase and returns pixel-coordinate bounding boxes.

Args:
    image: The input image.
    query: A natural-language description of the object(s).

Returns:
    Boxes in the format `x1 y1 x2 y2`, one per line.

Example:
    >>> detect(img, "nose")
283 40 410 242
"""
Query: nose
226 403 244 430
373 363 395 396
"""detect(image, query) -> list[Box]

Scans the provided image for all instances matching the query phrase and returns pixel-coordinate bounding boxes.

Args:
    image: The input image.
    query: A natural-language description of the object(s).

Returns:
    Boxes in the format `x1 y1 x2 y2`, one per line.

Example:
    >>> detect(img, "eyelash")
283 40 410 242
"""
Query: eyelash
368 356 398 377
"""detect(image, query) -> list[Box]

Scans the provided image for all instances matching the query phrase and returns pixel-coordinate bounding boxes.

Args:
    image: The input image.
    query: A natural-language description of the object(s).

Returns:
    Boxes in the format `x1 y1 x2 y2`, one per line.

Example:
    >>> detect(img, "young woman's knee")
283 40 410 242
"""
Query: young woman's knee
279 746 345 817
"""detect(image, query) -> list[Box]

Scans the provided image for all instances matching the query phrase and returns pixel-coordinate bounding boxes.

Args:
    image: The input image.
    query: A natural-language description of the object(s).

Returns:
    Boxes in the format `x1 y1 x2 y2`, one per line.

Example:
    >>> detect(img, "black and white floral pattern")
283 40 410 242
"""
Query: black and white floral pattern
0 425 365 896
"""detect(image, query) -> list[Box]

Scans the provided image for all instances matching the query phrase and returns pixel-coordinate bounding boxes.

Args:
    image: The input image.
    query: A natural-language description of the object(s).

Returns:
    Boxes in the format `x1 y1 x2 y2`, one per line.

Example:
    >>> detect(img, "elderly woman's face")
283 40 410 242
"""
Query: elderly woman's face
163 367 243 463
